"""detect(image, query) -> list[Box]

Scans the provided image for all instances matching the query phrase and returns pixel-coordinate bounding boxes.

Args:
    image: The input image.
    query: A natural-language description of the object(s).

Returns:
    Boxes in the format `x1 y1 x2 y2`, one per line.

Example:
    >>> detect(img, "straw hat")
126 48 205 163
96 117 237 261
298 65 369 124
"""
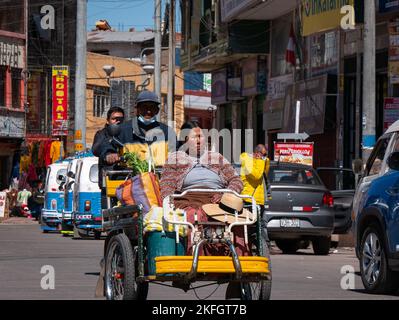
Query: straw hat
202 193 255 224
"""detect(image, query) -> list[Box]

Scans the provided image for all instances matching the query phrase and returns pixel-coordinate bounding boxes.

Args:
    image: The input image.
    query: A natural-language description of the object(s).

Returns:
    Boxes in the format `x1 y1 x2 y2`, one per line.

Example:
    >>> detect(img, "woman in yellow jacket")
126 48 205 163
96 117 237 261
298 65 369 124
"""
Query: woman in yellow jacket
240 144 270 205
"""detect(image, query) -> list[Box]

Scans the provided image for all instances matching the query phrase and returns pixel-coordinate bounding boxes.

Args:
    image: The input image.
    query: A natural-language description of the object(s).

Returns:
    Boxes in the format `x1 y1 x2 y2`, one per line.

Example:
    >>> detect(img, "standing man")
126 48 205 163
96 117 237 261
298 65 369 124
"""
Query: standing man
100 91 176 166
240 144 270 206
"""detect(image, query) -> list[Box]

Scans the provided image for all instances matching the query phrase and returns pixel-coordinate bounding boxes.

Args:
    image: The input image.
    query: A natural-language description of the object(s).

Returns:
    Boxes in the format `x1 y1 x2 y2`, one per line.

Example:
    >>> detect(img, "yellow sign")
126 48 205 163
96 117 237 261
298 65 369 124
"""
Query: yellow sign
302 0 354 36
75 130 82 140
75 143 84 152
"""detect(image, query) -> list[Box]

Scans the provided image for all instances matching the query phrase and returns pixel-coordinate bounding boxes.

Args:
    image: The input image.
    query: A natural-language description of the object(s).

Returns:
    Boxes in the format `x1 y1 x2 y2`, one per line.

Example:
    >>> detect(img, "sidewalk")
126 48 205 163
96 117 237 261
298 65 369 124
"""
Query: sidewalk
0 217 39 225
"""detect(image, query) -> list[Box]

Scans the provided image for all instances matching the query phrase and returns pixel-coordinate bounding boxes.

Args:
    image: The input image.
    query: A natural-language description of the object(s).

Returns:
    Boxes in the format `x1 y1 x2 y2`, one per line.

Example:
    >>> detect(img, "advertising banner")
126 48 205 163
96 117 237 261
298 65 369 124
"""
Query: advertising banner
274 142 314 166
0 192 6 218
52 66 69 136
380 0 399 13
301 0 354 37
384 98 399 132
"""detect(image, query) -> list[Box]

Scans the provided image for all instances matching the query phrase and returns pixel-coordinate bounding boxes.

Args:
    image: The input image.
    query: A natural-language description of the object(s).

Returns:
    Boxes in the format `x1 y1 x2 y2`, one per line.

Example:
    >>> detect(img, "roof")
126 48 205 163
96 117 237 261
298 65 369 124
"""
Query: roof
88 31 155 43
385 120 399 135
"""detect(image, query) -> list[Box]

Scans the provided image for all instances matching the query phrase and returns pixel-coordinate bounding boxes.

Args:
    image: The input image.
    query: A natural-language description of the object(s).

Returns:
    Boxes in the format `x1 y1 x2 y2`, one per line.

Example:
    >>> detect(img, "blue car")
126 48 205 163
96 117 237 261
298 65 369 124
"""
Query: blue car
353 121 399 294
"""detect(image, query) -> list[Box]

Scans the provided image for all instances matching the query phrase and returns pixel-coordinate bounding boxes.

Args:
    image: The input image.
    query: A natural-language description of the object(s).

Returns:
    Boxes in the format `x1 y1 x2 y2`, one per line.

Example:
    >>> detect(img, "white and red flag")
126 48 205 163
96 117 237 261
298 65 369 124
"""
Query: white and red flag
286 24 296 67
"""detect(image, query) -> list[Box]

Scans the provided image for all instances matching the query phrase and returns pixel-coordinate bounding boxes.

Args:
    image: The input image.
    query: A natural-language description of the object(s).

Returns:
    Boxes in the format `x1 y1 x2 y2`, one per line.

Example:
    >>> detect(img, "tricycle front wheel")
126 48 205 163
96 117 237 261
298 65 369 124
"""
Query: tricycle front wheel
104 233 148 300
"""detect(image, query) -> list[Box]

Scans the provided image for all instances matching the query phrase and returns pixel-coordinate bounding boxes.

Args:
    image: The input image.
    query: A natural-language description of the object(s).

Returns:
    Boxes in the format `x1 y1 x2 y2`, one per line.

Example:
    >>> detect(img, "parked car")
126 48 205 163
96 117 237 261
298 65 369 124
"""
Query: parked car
264 162 335 255
353 121 399 294
316 167 355 235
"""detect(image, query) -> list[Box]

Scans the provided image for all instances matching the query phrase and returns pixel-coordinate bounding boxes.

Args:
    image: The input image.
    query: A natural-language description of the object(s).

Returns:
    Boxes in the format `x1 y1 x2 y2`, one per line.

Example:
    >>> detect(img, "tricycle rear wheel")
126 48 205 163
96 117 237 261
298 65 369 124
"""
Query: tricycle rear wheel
104 233 148 300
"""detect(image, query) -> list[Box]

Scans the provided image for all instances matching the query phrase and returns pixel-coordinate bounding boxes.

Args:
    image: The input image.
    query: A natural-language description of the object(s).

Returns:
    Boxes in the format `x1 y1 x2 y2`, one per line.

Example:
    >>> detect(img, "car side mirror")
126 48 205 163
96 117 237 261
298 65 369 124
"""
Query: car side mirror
352 158 364 175
67 171 75 179
388 152 399 171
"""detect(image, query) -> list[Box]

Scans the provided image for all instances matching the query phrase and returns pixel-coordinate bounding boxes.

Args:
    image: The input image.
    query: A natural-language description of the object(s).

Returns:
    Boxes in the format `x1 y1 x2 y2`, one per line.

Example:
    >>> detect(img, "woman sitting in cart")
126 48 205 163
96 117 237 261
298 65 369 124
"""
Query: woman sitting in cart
160 121 249 255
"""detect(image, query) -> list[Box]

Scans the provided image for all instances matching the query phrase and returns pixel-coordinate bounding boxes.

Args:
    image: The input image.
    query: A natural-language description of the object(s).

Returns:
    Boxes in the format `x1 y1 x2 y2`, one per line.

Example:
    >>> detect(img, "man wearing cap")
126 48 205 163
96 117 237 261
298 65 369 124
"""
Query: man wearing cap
100 91 176 166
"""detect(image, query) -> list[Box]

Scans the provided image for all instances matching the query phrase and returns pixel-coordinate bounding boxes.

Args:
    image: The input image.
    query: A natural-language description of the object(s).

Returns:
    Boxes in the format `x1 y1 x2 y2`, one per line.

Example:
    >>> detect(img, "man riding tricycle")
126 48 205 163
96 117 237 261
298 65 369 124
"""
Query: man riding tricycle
96 115 272 300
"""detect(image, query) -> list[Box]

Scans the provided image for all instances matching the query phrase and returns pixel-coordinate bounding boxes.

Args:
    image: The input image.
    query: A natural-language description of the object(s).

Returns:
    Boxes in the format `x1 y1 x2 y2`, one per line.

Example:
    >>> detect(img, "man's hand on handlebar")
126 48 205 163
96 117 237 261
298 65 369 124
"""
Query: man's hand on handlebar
105 153 120 165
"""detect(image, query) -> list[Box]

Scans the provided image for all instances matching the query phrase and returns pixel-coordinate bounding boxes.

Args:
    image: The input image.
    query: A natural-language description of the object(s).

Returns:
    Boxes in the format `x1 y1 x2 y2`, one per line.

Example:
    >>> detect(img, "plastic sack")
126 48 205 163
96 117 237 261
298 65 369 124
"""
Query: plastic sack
143 206 187 237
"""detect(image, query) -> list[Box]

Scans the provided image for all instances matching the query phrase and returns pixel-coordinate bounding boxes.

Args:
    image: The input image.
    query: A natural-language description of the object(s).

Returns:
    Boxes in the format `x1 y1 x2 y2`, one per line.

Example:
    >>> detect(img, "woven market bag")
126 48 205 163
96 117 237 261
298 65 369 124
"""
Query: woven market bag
116 172 162 213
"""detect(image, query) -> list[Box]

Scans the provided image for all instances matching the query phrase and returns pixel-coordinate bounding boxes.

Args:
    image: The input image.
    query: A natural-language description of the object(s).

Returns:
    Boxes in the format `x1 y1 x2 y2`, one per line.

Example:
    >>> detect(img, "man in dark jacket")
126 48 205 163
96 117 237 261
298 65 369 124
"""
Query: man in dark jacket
100 91 176 166
92 106 124 207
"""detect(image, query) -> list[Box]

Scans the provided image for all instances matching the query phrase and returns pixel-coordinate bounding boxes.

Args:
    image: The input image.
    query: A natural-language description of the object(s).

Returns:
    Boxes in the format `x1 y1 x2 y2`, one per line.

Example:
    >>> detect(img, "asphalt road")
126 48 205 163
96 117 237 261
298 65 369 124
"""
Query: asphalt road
0 222 398 300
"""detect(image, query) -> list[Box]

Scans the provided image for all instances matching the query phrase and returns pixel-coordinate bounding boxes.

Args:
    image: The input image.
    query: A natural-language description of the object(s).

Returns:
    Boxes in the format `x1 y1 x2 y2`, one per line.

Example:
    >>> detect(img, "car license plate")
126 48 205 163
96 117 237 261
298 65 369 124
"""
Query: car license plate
280 219 300 228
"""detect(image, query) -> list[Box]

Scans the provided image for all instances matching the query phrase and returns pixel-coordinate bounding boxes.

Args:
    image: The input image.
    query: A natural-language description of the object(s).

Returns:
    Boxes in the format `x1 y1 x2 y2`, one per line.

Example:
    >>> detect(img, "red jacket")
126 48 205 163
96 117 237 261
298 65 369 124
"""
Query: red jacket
160 151 243 201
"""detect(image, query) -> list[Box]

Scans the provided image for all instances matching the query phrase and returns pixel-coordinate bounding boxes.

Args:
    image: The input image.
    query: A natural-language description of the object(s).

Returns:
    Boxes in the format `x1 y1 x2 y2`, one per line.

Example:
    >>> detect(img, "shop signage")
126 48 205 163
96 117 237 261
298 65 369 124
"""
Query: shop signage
267 74 293 101
0 114 24 138
0 39 24 68
52 66 69 136
0 192 6 218
283 75 328 135
379 0 399 13
301 0 355 36
27 73 41 132
274 142 314 166
384 98 399 132
242 56 267 97
389 20 399 84
220 0 261 23
211 69 227 105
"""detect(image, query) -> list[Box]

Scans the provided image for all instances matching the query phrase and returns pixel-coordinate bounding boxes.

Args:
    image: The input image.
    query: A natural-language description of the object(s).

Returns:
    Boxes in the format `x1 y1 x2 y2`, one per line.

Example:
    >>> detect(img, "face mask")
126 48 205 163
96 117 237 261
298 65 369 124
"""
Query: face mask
138 115 156 125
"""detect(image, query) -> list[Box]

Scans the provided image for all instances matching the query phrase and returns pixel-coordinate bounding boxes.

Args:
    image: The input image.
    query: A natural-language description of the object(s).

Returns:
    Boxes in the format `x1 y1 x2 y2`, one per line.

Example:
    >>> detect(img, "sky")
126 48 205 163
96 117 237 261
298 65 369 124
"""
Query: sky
87 0 181 32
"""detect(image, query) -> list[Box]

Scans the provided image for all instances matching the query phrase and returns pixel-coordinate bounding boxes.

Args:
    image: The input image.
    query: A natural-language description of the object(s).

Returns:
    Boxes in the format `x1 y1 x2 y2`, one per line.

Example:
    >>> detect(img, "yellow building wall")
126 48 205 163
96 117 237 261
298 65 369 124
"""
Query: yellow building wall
86 52 184 147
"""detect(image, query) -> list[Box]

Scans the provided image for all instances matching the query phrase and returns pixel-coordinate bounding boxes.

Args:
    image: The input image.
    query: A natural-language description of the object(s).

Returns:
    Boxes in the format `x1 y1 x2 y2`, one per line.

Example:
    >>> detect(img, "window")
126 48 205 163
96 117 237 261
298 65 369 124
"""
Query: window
310 31 338 72
367 137 390 176
89 164 99 183
0 67 5 106
0 0 24 34
268 167 321 185
11 68 21 109
93 87 110 117
271 14 293 77
56 169 67 185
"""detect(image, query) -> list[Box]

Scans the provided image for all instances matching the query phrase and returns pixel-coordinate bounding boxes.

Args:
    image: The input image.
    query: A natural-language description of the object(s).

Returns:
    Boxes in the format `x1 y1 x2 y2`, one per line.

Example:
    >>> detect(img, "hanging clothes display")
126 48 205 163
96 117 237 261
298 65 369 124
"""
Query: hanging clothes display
50 140 64 163
44 140 52 167
27 164 38 183
19 155 31 174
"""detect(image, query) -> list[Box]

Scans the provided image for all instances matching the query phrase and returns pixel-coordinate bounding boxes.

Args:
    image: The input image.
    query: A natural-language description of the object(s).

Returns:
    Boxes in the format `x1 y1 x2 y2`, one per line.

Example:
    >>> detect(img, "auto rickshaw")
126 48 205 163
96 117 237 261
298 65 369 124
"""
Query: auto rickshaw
72 156 102 239
41 162 68 233
99 141 271 300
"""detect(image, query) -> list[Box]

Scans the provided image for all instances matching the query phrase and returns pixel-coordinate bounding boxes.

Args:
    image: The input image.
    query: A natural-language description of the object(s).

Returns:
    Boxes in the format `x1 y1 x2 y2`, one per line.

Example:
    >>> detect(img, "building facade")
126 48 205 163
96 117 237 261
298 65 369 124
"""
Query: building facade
0 0 27 190
180 0 397 169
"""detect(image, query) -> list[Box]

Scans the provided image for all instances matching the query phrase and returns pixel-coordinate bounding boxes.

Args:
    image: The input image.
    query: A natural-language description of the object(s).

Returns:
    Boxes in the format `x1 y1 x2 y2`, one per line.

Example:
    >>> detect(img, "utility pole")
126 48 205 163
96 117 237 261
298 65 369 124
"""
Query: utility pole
74 0 87 152
154 0 162 117
362 0 376 161
167 0 175 126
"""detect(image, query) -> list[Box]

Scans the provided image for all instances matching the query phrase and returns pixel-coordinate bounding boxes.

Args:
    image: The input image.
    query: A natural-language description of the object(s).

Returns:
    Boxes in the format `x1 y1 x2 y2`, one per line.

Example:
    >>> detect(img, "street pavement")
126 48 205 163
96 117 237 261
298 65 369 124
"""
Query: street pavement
0 221 398 300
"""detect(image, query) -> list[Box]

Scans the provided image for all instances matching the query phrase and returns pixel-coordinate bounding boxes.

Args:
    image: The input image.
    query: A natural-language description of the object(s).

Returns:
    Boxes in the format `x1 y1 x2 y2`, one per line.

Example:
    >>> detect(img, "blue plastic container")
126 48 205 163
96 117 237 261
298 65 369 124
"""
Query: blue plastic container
146 231 186 275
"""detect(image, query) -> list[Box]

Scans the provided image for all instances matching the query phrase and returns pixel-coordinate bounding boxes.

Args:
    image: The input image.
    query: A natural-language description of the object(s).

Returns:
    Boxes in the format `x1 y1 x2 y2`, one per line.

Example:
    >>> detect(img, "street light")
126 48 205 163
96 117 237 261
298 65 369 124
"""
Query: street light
136 54 154 91
102 65 115 84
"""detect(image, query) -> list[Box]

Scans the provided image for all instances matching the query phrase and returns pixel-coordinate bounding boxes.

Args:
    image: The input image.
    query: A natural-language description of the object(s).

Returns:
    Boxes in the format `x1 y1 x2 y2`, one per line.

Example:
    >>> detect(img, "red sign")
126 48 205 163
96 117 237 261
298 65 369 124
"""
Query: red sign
52 66 69 136
274 142 314 166
384 98 399 132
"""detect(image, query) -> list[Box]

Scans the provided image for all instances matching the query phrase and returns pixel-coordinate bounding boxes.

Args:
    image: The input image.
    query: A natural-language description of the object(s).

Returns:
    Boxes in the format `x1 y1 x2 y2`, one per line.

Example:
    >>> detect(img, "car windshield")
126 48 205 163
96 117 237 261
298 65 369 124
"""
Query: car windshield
268 166 322 185
317 169 355 191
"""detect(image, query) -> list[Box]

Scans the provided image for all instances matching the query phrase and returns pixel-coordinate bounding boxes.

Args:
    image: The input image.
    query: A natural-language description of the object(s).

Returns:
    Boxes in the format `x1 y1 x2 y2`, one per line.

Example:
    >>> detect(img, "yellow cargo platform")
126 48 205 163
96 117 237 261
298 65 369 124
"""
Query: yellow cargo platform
155 256 269 275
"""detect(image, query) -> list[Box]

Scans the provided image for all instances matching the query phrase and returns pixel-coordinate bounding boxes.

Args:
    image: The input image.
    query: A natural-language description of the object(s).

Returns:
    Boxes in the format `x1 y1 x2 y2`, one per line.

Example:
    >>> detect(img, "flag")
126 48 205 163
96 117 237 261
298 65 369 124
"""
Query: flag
286 24 296 67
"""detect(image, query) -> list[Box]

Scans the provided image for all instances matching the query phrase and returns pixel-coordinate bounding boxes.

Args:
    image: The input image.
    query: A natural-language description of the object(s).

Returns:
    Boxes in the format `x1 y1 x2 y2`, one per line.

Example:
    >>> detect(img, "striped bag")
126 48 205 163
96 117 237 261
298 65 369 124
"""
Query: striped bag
115 172 162 213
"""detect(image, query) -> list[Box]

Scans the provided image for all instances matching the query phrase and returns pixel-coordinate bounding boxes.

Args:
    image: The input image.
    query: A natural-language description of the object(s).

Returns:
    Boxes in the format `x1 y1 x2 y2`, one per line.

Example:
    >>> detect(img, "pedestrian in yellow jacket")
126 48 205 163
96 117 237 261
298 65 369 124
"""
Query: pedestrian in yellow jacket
240 144 270 205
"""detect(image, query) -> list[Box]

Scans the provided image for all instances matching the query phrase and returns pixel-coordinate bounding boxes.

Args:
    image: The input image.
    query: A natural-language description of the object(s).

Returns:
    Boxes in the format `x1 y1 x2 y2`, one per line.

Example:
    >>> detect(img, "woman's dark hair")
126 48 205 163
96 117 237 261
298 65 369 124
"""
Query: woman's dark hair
106 106 125 120
178 121 201 149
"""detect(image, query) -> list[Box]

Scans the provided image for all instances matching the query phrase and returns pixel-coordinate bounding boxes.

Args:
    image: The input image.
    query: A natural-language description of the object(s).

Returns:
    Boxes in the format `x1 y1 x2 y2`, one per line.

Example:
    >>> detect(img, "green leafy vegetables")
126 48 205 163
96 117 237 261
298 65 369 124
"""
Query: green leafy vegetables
123 152 149 175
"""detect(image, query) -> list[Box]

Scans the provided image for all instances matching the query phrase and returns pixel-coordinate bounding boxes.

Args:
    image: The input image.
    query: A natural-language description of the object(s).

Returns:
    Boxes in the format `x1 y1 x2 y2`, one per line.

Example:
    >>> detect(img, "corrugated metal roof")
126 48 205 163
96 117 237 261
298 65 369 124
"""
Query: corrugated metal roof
87 31 155 43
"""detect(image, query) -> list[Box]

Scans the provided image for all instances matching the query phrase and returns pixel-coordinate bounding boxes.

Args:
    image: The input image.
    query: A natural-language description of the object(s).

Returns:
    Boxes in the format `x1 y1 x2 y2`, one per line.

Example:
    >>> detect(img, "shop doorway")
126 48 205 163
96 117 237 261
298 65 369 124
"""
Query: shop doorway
0 156 10 190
